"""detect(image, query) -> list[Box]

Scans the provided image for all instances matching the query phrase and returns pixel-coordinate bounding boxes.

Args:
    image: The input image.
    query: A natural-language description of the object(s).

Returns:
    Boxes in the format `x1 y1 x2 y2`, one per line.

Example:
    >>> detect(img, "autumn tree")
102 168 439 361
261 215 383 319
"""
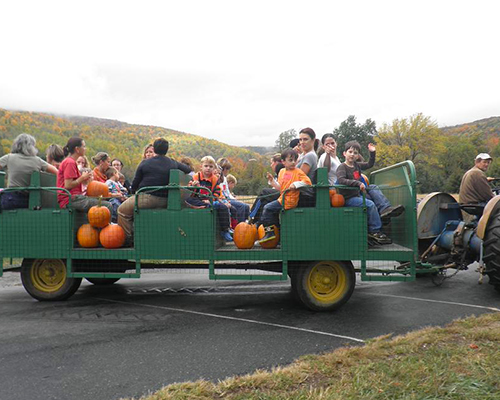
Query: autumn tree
333 116 377 159
275 129 297 152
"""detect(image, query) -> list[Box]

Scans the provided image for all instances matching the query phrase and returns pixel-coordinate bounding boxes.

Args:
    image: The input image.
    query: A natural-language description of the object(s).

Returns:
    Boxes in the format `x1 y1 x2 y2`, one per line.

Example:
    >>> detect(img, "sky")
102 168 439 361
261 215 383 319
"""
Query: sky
1 0 499 147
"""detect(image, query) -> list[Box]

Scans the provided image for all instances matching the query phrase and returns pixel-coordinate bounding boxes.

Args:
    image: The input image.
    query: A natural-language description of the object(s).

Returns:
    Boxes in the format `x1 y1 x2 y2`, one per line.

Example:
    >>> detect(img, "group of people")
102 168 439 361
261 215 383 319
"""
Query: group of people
0 133 253 246
254 128 405 245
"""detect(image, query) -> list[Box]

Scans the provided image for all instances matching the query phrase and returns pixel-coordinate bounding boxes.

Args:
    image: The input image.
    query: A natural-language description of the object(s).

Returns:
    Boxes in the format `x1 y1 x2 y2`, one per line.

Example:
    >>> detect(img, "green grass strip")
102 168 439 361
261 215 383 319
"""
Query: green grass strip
122 312 500 400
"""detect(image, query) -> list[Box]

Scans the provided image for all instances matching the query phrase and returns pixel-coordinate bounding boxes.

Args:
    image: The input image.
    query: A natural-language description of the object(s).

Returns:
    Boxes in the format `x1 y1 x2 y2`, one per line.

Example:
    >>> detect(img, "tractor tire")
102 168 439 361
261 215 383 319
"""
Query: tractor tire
291 261 355 311
86 278 121 285
482 208 500 292
21 259 82 301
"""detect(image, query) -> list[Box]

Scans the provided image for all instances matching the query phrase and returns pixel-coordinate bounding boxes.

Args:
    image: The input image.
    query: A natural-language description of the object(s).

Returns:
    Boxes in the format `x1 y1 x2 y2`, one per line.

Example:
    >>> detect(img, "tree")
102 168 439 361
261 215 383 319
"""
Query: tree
275 129 297 152
333 116 376 159
376 113 446 193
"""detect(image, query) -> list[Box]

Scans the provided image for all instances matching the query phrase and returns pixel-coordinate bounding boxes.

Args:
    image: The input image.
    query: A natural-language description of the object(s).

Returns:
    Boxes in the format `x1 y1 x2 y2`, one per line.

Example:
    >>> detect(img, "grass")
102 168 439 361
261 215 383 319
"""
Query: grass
121 312 500 400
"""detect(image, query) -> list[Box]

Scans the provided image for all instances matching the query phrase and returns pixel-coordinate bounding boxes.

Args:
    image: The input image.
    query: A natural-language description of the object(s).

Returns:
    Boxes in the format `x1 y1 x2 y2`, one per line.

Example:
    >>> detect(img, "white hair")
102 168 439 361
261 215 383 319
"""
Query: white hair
11 133 38 156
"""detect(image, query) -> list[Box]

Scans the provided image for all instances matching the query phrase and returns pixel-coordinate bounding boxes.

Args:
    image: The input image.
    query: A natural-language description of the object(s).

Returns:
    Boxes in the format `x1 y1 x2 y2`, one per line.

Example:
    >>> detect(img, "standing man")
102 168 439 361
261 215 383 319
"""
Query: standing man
459 153 495 205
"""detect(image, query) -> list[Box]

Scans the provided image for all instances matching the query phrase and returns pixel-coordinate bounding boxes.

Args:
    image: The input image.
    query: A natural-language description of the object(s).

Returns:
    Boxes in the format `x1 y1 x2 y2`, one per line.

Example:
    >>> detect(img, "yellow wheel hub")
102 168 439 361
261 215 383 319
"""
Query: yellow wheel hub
307 262 347 303
30 259 66 293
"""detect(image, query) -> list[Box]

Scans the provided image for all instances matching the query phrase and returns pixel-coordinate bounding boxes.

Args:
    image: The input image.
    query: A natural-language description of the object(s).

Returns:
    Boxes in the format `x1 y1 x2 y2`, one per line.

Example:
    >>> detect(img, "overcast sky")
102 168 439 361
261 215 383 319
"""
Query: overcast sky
1 0 499 146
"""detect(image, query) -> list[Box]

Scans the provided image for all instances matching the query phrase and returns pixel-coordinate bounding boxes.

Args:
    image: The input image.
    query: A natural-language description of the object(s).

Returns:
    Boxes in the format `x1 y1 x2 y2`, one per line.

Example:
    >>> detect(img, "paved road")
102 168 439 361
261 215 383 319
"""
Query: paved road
0 267 499 400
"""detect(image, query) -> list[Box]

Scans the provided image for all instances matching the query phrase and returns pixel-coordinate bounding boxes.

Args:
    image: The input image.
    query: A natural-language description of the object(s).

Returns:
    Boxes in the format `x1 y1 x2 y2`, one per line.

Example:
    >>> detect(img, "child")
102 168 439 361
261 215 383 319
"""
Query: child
259 149 312 243
217 158 250 223
105 167 127 223
336 141 404 245
186 156 233 242
118 173 129 196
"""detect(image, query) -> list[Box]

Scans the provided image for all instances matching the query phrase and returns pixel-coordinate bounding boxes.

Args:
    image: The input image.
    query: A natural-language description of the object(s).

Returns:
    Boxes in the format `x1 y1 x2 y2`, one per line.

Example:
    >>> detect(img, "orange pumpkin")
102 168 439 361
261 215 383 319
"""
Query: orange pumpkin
257 224 280 249
329 188 337 199
99 224 126 249
331 193 345 207
88 198 111 228
77 224 99 248
234 222 258 249
87 181 109 197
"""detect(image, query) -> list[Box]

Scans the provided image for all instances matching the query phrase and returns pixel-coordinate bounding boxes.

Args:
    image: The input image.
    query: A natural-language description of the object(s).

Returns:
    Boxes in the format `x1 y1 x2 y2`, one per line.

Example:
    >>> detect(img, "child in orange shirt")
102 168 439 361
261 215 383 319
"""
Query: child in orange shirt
259 149 312 243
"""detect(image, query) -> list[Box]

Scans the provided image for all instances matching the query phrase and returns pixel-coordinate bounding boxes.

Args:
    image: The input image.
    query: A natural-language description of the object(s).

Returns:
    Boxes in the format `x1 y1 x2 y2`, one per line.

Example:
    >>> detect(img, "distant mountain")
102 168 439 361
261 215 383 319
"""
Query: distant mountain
441 116 500 137
0 109 264 184
240 146 276 156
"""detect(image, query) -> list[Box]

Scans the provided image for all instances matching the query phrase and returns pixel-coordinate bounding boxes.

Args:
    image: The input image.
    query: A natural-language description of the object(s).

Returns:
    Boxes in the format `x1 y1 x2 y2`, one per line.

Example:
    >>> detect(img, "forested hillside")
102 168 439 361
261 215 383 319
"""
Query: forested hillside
2 108 500 194
0 109 268 194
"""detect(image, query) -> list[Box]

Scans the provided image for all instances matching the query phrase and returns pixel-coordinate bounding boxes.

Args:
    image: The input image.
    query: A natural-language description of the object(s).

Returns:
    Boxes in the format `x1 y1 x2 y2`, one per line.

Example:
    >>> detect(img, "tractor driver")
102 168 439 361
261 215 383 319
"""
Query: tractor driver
459 153 495 205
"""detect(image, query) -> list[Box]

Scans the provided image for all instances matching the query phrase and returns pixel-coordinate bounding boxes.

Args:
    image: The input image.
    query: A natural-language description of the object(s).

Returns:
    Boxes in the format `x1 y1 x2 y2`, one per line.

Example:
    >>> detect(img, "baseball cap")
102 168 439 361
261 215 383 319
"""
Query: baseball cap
476 153 492 161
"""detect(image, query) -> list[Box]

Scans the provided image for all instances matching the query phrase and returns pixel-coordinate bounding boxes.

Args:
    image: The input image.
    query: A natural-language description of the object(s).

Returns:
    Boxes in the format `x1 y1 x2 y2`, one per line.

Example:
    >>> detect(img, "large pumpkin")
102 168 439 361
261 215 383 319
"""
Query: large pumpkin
99 224 126 249
77 224 99 248
331 193 345 208
88 199 111 228
257 224 280 249
234 222 258 249
87 181 109 197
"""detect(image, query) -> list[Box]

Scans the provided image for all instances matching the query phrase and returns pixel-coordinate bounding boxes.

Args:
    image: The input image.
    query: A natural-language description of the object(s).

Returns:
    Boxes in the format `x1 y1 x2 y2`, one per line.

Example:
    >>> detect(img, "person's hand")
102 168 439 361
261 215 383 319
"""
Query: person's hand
487 176 496 182
359 183 366 192
80 171 92 183
325 143 335 155
368 143 376 152
266 172 273 181
189 180 200 187
289 183 296 190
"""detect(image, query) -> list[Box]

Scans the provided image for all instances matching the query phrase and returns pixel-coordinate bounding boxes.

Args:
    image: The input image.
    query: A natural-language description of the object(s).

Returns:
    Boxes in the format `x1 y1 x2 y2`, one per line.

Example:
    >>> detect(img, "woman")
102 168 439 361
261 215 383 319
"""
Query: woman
317 134 341 186
57 137 111 212
143 144 155 160
111 158 132 192
76 155 90 172
0 133 57 210
46 144 65 169
297 128 318 183
91 152 110 183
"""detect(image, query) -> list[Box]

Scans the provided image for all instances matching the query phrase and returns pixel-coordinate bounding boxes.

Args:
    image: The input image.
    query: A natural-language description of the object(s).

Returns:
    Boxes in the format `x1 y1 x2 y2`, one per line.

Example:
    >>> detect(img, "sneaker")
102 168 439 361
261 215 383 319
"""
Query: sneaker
221 230 233 242
368 231 392 245
380 205 405 220
258 226 277 244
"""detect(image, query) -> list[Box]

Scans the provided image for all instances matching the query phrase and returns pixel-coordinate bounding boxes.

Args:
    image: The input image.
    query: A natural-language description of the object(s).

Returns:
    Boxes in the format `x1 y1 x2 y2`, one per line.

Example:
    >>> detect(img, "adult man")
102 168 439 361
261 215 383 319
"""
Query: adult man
459 153 494 205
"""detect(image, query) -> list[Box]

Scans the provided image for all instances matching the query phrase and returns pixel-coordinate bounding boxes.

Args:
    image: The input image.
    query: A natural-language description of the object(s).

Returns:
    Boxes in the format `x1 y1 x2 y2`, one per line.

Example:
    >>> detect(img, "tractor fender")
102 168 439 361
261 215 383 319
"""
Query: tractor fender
476 195 500 239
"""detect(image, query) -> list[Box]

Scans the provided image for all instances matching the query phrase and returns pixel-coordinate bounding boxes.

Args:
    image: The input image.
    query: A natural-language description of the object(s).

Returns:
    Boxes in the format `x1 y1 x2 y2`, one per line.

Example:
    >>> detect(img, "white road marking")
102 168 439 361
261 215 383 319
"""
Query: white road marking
93 297 365 343
366 293 500 312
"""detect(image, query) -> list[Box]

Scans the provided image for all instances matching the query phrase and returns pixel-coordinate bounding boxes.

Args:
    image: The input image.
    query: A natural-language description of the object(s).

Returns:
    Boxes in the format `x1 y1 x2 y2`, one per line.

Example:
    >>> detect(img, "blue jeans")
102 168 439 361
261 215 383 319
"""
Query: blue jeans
260 200 283 227
229 199 250 222
1 191 29 210
365 185 391 214
344 195 382 233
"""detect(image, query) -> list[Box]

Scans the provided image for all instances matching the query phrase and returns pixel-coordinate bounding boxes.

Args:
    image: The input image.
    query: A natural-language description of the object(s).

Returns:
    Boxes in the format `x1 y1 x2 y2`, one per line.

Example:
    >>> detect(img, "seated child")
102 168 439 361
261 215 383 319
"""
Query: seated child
186 156 233 242
105 167 127 223
216 158 250 224
259 149 312 243
336 140 404 245
118 173 129 196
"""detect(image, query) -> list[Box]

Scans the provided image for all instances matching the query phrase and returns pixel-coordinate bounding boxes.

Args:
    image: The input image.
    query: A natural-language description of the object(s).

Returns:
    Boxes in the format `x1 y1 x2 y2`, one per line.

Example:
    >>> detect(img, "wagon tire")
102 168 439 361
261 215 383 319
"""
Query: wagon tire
291 260 355 311
482 207 500 290
86 278 121 285
21 259 82 301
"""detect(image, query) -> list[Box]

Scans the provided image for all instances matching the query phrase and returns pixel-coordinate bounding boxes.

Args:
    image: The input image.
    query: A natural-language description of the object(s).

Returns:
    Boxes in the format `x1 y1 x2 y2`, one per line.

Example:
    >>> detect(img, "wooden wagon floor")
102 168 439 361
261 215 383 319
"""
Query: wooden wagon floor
368 242 412 252
215 242 281 252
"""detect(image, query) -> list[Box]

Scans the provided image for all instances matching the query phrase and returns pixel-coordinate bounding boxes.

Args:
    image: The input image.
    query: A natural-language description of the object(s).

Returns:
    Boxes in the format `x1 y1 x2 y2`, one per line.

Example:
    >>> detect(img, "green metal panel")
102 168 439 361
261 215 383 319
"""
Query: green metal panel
136 208 214 260
0 209 71 259
0 171 5 189
281 207 367 261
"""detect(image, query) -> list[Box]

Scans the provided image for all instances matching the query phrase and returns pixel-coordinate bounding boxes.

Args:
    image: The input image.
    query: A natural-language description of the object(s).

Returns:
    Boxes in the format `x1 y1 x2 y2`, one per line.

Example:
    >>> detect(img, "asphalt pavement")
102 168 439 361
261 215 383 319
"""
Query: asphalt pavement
0 266 499 400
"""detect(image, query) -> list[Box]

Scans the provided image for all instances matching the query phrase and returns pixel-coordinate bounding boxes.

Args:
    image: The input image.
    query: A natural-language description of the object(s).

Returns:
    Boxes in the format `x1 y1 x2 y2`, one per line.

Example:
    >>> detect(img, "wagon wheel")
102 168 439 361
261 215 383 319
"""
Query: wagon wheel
86 278 121 285
482 207 500 293
21 259 82 301
291 261 355 311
